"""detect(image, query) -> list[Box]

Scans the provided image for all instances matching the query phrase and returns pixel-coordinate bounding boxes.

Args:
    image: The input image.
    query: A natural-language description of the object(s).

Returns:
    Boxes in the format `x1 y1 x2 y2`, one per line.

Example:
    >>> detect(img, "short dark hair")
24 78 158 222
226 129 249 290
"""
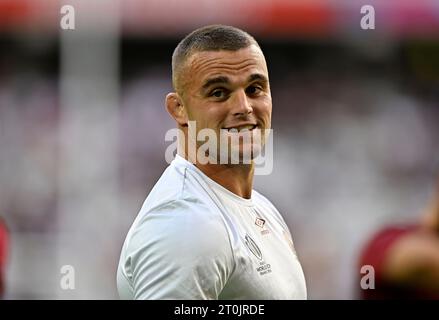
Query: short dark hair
172 25 260 93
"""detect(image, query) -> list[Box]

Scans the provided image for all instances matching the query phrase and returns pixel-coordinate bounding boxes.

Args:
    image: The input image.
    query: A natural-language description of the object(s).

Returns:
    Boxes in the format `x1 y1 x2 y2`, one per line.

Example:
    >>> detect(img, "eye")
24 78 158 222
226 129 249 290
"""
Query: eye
210 88 227 99
246 85 262 95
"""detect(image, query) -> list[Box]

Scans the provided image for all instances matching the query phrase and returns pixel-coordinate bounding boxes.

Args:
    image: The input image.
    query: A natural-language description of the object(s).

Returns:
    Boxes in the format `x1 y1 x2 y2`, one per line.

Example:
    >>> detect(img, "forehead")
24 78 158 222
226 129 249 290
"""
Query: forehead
185 45 268 86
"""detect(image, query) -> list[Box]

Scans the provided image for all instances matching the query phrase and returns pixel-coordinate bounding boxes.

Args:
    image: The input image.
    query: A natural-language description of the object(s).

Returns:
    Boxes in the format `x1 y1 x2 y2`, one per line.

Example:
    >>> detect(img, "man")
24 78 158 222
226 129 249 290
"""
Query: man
117 25 307 299
358 176 439 299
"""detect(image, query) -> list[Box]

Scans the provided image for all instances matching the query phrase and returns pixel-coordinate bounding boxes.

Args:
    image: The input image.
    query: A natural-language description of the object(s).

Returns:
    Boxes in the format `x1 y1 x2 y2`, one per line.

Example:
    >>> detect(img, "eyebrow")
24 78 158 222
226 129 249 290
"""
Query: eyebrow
201 73 269 92
202 76 230 90
248 73 269 84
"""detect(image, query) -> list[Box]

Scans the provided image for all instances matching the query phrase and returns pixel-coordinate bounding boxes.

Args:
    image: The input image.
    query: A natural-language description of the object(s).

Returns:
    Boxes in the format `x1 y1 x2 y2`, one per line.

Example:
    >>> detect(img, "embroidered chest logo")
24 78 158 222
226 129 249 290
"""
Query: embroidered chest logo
255 217 270 236
244 234 262 260
244 234 272 276
255 218 265 228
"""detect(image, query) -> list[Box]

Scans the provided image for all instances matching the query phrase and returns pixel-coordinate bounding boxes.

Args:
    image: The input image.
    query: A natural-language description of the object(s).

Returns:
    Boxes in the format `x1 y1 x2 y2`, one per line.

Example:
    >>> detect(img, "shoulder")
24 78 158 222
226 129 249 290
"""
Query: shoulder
140 157 215 212
141 161 188 207
140 198 226 237
127 198 232 263
358 224 439 298
119 199 235 298
118 198 235 299
252 189 280 212
358 224 420 278
252 189 289 227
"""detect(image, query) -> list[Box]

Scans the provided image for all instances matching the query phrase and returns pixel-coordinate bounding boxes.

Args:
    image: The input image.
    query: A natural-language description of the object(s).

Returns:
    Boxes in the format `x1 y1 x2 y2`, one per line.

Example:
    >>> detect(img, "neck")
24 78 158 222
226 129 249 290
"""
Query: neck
198 162 254 199
179 151 254 199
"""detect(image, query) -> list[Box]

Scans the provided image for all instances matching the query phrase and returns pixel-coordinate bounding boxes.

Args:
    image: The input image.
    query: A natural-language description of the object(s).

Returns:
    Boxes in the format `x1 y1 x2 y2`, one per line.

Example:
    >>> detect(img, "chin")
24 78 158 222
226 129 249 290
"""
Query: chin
228 143 263 165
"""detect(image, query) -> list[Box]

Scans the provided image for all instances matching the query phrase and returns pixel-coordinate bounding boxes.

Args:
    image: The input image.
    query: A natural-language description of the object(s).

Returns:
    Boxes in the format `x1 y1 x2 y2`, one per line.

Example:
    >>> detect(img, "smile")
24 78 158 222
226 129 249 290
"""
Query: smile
223 124 257 132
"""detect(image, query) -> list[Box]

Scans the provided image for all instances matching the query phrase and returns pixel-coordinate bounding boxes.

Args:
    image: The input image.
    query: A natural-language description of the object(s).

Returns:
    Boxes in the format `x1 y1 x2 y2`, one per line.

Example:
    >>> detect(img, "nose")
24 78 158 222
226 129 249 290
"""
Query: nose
231 89 253 117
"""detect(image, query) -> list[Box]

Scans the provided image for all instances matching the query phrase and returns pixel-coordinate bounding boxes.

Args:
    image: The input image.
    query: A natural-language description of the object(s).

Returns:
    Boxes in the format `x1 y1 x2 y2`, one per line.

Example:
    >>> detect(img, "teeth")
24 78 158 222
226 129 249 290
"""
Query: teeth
227 125 255 132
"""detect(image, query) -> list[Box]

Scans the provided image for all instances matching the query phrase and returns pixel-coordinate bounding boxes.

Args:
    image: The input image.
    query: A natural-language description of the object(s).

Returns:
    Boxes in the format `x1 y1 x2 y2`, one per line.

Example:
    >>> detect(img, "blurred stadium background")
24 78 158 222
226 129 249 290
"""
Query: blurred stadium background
0 0 438 299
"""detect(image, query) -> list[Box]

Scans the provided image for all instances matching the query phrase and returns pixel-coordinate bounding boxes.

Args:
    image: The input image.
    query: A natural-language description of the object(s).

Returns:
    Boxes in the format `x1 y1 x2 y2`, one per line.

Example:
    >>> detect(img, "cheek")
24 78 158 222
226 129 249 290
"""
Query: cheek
255 97 272 118
188 102 226 127
203 102 228 119
184 99 206 121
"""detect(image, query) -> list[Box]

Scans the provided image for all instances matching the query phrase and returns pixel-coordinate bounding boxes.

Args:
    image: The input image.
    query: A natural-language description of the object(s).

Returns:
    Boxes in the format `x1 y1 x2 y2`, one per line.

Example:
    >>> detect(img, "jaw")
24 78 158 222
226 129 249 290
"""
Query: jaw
182 122 269 164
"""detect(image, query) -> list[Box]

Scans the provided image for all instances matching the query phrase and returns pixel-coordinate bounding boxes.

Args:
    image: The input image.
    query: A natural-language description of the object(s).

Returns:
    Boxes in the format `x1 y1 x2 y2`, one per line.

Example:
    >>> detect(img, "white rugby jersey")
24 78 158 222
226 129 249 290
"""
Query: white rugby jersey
117 155 307 299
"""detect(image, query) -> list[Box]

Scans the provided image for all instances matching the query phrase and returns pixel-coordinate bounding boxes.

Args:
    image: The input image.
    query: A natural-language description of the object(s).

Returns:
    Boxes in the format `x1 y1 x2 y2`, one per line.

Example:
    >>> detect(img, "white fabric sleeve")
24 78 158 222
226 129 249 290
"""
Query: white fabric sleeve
125 200 234 300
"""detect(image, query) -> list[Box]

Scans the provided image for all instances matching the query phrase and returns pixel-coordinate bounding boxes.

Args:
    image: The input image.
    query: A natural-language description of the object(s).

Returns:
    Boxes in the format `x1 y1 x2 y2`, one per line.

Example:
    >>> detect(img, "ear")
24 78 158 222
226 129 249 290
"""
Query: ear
165 92 188 127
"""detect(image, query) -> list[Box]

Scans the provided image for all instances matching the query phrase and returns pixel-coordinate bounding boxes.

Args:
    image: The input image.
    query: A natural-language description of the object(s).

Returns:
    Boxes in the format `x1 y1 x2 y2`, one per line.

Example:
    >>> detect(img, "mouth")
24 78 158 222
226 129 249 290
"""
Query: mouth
222 124 257 132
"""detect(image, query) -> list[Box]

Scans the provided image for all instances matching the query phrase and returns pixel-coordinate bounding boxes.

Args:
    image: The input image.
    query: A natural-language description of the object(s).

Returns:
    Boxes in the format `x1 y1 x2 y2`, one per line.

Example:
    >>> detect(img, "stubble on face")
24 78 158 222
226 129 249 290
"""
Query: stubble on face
175 45 272 164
